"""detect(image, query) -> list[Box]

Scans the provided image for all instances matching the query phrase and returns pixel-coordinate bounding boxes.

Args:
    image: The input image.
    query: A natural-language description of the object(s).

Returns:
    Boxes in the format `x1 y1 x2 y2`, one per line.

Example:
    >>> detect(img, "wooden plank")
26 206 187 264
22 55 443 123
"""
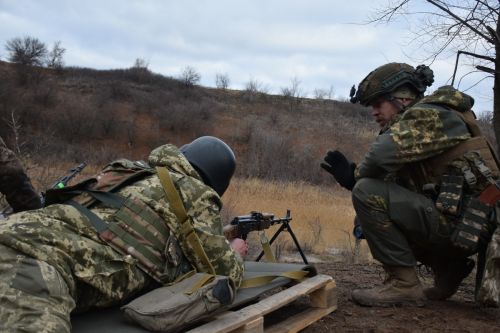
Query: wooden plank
234 317 264 333
310 280 337 308
187 274 334 333
266 305 337 333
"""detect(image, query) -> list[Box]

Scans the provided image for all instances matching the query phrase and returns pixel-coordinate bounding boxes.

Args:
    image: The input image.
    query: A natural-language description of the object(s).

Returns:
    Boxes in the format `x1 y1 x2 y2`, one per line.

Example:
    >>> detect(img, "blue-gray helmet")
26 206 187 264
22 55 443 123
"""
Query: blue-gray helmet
181 136 236 196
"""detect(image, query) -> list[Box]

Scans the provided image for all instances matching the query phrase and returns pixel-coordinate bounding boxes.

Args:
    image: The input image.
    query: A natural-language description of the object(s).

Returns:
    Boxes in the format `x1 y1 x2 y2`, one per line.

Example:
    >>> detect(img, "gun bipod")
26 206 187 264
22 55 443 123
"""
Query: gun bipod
255 209 309 265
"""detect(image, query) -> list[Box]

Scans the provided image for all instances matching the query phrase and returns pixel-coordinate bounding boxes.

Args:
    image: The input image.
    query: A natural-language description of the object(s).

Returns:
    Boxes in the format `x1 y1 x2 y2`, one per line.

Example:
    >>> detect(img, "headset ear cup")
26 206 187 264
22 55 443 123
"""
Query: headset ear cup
415 65 435 88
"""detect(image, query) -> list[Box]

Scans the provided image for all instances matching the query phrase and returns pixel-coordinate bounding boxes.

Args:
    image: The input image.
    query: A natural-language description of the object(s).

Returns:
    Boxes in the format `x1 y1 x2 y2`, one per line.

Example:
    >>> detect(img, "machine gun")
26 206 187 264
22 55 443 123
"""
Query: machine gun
225 209 309 264
50 162 87 189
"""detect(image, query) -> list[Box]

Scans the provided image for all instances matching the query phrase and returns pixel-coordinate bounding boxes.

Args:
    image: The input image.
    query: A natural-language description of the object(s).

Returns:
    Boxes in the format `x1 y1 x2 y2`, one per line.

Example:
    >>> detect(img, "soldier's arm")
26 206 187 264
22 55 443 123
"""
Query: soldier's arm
356 106 470 179
0 138 41 212
190 194 244 288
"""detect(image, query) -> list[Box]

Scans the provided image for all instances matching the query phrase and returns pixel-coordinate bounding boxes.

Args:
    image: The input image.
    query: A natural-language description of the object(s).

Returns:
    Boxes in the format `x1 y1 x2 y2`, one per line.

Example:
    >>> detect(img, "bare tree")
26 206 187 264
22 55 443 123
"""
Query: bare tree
47 41 65 70
368 0 499 151
179 66 201 87
243 78 269 102
326 85 335 100
245 78 263 93
215 72 230 89
5 36 48 66
6 110 23 155
132 57 149 70
314 86 335 100
314 88 327 100
280 76 302 111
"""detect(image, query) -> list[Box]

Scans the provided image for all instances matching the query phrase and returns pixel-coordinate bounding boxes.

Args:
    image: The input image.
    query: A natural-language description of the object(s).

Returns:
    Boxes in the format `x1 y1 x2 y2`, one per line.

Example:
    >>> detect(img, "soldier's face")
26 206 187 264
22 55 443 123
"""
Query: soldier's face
370 98 399 128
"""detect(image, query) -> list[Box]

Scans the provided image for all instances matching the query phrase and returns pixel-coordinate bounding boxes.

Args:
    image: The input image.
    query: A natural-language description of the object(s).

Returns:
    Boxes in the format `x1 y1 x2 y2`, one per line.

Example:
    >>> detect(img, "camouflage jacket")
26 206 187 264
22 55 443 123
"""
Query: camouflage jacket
0 144 244 307
94 144 244 286
355 86 473 187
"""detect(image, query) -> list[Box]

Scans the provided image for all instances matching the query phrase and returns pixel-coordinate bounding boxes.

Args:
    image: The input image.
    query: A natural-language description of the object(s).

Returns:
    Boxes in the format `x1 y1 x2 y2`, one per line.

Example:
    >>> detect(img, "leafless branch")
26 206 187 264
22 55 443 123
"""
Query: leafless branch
426 0 495 43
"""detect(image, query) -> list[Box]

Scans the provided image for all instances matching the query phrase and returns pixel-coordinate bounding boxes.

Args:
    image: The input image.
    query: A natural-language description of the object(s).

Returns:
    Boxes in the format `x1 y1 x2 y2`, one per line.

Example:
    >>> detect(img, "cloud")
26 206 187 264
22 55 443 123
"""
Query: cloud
0 0 493 111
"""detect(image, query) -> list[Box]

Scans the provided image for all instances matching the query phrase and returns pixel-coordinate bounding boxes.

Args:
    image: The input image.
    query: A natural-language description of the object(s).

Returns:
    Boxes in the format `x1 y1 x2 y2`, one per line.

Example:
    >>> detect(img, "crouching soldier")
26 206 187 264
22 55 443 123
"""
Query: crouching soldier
0 136 245 332
322 63 500 307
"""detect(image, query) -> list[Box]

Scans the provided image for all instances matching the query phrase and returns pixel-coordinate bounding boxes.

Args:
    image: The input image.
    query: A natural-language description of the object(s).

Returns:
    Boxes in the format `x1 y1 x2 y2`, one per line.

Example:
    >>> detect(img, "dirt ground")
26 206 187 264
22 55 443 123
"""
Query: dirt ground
298 261 500 332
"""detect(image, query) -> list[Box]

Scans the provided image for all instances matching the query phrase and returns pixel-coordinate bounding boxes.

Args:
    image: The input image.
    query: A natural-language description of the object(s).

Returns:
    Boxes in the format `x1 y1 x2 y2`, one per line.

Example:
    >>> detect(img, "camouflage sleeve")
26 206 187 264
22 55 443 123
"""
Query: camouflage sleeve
356 105 471 179
0 137 41 212
188 191 244 288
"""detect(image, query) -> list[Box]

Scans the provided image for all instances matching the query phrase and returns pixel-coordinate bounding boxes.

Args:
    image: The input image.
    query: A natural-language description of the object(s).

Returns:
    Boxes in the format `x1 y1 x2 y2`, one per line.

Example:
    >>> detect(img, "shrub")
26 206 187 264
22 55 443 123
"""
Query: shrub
5 36 47 66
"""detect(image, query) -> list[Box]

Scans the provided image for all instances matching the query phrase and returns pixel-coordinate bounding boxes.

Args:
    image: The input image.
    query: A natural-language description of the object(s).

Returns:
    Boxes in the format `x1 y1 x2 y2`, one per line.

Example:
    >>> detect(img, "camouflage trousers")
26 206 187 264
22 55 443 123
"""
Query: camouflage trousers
352 178 454 267
0 204 155 333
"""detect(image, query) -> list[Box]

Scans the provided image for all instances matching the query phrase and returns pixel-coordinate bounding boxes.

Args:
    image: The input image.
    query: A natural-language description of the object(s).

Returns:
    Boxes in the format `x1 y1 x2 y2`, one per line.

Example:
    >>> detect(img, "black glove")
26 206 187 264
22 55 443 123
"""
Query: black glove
320 150 356 190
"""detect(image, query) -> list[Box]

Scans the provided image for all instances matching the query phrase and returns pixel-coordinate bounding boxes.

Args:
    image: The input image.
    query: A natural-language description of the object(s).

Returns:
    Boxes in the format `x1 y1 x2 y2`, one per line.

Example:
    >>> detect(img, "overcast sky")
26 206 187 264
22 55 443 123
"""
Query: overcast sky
0 0 494 113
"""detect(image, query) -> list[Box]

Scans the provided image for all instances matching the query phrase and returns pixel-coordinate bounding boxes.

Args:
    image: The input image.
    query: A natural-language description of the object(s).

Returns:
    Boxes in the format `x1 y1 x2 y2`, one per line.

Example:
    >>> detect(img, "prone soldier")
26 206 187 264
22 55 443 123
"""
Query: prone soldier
0 136 245 332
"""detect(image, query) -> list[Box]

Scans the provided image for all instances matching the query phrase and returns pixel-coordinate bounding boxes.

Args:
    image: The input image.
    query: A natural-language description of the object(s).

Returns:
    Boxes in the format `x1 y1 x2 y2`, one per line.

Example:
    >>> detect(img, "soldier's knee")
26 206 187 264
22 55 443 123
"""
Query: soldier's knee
11 257 69 300
0 250 74 333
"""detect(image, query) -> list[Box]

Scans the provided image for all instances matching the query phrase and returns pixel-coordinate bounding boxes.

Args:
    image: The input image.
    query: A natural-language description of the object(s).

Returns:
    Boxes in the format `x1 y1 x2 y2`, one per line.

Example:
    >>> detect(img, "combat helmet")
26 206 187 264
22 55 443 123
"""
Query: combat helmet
350 63 434 106
181 136 236 196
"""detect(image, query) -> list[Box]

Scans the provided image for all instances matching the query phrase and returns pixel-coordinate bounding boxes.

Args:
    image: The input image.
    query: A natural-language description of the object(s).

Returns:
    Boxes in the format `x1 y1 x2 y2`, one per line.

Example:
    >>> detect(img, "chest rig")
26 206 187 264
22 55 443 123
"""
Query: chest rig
45 160 216 284
399 106 500 255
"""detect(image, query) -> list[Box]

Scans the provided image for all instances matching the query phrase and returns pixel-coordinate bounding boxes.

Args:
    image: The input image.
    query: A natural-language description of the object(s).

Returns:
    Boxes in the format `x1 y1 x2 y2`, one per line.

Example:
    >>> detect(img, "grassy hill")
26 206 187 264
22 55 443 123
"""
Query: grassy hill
0 60 377 187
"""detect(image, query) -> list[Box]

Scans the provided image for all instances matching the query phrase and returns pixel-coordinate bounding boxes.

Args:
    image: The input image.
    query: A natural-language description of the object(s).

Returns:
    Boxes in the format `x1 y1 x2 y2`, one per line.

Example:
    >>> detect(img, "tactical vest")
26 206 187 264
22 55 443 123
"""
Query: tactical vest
398 105 499 255
399 105 499 195
45 159 216 284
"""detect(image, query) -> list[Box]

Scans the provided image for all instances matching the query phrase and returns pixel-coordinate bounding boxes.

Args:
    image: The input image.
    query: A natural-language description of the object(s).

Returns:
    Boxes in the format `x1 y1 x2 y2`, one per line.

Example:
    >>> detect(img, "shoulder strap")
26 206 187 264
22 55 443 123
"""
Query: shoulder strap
156 166 216 275
239 270 309 289
453 109 482 137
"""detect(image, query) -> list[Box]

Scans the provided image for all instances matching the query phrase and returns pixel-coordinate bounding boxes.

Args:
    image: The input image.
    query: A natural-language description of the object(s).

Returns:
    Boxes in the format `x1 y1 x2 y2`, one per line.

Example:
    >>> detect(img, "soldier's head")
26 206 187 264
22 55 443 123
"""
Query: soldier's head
181 136 236 196
350 63 434 128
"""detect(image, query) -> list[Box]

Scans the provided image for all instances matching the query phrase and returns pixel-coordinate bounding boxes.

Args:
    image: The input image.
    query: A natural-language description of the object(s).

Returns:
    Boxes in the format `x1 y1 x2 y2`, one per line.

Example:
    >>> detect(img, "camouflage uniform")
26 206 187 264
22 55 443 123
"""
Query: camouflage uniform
0 137 41 212
0 144 244 333
352 86 484 267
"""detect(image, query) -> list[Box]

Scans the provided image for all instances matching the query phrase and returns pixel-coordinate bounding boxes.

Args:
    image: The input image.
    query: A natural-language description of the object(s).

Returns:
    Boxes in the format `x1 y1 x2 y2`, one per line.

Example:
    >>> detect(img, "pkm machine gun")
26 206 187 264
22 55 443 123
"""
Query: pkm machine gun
228 209 308 264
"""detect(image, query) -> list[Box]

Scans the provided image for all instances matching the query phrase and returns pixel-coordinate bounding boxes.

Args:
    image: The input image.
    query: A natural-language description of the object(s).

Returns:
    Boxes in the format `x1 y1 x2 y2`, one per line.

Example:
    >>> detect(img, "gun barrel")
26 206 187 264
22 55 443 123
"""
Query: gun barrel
51 162 87 189
71 162 87 172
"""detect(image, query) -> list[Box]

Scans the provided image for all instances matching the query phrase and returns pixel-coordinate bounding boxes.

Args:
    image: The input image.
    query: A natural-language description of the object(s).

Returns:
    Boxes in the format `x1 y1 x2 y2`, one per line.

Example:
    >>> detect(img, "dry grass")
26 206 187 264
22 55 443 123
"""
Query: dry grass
3 160 372 262
221 177 366 259
23 159 100 191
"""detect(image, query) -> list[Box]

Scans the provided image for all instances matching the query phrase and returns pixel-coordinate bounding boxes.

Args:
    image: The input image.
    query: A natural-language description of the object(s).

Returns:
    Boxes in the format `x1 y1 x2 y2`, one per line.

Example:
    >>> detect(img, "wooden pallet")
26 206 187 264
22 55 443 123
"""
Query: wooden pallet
187 274 337 333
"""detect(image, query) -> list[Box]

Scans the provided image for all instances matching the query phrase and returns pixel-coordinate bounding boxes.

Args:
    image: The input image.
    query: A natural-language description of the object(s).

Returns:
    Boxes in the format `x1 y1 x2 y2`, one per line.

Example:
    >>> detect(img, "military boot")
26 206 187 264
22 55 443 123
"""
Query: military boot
351 265 425 307
424 258 475 300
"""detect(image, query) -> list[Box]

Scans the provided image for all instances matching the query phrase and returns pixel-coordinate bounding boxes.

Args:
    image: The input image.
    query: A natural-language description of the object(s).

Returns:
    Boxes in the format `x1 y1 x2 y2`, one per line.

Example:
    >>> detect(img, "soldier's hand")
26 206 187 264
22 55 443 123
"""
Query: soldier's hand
230 238 248 257
321 150 356 190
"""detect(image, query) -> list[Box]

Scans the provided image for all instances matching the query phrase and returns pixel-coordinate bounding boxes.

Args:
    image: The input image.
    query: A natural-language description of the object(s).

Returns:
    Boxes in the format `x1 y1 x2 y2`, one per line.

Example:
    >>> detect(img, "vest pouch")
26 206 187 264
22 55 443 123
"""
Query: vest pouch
450 197 492 256
435 175 464 216
44 178 97 206
121 273 235 332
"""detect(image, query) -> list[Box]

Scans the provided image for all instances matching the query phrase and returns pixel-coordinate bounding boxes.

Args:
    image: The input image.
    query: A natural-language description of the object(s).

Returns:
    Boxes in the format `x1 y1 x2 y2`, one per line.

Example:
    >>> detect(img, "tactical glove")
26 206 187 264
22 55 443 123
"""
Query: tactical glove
320 150 356 190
